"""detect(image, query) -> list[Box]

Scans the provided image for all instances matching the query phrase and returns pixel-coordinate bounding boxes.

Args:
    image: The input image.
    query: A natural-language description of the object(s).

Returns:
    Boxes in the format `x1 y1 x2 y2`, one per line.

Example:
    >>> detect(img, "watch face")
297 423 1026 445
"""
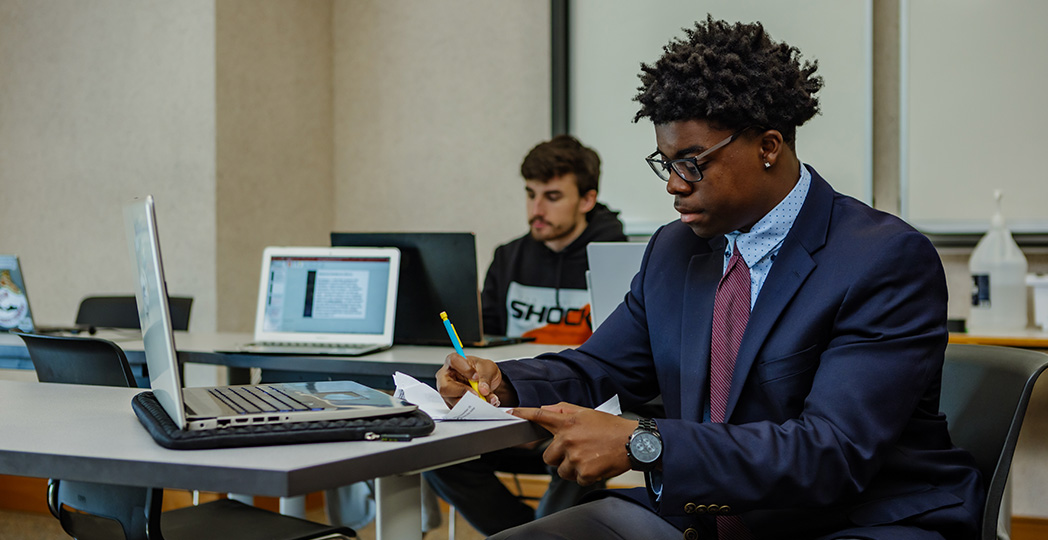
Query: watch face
630 432 661 463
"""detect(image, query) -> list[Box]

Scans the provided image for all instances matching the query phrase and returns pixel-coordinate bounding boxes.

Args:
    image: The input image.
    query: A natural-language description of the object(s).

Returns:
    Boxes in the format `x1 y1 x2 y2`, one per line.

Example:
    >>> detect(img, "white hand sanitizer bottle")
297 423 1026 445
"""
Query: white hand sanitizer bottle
968 190 1028 331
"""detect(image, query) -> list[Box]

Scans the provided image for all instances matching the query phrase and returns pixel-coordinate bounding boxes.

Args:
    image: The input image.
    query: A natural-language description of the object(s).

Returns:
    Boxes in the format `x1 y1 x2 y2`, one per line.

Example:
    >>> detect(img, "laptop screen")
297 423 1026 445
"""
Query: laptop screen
329 232 482 345
254 246 400 345
586 242 648 331
124 196 188 428
0 255 35 333
262 255 394 335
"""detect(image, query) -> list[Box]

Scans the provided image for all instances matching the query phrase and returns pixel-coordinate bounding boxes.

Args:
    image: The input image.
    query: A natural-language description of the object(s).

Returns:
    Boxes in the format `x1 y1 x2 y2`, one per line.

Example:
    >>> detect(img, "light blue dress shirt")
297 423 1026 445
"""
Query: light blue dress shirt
723 163 811 306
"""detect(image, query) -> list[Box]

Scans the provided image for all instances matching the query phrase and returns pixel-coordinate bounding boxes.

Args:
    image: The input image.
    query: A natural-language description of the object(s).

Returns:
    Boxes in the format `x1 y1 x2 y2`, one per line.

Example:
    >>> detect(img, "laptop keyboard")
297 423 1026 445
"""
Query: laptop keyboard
259 341 372 350
246 342 377 355
208 385 315 414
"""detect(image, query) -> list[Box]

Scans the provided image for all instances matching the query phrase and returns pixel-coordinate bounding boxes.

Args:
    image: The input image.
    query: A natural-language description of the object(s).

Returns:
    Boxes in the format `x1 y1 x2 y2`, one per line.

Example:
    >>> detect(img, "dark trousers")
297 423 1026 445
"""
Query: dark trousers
487 497 891 540
487 497 682 539
422 445 605 536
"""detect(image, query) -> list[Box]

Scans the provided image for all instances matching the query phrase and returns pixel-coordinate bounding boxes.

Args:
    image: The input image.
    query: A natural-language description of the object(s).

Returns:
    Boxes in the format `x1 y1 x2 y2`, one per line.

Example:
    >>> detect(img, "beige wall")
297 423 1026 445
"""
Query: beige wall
0 0 218 331
0 0 548 333
332 0 549 279
215 0 336 332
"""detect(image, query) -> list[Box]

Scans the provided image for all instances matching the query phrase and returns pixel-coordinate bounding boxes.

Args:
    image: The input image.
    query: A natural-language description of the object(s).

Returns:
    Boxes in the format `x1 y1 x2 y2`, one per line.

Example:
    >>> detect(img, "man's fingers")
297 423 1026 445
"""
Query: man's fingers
510 406 564 431
543 436 566 467
539 402 583 415
446 353 476 380
556 459 577 484
446 354 501 390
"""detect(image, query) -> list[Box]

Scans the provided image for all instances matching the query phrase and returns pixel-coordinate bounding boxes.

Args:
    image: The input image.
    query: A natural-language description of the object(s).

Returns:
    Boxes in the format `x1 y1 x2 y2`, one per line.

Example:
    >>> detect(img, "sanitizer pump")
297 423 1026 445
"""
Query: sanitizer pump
968 190 1028 331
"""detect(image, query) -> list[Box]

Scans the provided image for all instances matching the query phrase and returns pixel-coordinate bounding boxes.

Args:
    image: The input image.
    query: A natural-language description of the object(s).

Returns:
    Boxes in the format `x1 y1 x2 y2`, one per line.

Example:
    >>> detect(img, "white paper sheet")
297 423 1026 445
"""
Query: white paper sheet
392 371 624 421
393 371 518 421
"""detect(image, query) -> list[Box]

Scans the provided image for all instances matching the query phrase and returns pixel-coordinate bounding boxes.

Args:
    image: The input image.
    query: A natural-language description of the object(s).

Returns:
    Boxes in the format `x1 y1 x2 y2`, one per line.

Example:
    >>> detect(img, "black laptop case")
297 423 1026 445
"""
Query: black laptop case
132 391 434 450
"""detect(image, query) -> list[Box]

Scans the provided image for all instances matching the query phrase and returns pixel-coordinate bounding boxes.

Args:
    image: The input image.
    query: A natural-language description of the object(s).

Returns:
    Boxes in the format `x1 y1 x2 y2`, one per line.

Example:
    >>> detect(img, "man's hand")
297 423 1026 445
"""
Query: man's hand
511 403 636 486
435 353 518 408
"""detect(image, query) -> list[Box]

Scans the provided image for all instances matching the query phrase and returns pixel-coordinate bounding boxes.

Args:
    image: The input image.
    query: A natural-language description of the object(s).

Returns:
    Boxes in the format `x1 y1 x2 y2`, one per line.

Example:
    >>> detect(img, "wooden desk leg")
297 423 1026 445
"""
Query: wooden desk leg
376 474 422 540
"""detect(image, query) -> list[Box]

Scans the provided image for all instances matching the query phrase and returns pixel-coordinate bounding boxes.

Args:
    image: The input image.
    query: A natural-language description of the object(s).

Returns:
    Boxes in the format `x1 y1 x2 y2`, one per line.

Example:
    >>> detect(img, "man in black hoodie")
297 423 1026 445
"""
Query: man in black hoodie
481 134 627 345
424 135 627 535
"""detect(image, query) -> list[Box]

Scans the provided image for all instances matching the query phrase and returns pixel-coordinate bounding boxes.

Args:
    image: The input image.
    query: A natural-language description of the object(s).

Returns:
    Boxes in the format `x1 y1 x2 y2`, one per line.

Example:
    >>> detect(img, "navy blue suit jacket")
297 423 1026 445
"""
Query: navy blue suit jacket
498 169 983 539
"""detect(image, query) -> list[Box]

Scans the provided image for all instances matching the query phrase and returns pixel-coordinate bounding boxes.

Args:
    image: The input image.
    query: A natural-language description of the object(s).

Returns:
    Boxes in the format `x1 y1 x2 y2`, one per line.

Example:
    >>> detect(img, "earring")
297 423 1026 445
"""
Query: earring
764 161 771 169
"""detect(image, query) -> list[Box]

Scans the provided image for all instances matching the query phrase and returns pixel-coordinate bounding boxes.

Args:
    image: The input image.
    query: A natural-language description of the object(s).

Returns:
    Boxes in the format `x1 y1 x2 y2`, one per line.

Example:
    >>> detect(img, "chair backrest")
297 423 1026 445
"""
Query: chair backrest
18 332 156 540
940 343 1048 540
51 480 163 540
19 333 137 388
75 295 193 331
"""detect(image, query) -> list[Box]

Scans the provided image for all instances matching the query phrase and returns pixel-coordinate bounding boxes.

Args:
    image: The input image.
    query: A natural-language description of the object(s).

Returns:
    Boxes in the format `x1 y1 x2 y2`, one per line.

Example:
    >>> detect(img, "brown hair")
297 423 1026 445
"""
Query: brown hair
520 135 600 195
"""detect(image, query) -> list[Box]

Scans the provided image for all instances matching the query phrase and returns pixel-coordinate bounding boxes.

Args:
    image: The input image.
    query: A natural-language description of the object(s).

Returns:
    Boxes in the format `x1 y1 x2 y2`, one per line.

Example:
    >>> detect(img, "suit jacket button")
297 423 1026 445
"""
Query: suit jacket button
684 502 696 514
695 504 707 514
683 527 699 540
720 504 732 514
707 504 720 513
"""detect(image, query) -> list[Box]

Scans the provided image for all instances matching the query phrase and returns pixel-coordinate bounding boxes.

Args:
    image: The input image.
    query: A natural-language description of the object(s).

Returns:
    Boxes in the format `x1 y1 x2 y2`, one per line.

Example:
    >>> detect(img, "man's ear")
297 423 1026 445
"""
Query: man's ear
579 189 598 213
759 129 785 168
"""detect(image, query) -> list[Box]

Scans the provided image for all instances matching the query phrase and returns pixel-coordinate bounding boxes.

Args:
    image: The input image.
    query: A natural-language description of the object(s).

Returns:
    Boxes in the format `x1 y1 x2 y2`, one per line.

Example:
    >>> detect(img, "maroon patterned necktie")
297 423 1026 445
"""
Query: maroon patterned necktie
709 243 753 540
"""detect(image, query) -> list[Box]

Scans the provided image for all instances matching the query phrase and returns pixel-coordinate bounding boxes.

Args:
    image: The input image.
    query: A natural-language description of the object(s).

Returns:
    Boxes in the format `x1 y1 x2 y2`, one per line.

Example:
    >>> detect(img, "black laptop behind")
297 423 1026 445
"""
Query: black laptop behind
330 232 531 347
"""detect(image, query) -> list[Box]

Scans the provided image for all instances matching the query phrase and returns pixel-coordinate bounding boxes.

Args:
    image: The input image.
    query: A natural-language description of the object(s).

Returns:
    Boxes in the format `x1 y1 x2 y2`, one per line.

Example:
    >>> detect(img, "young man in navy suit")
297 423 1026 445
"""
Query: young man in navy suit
435 16 983 540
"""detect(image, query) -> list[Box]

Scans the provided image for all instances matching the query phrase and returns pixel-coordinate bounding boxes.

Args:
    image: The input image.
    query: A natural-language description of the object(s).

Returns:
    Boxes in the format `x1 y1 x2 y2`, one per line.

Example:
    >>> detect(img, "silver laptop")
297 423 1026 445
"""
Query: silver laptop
236 246 401 356
0 255 36 333
124 195 416 431
586 241 648 330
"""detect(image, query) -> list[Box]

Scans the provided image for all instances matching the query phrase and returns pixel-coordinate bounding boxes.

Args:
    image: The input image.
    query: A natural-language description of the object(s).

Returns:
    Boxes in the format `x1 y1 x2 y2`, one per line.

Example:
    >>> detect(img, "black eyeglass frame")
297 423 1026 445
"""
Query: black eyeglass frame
644 127 754 183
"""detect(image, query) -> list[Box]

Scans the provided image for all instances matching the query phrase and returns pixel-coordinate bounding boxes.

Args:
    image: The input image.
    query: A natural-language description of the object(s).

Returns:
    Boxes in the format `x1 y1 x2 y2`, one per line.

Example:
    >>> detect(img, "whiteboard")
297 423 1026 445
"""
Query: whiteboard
570 0 873 235
902 0 1048 233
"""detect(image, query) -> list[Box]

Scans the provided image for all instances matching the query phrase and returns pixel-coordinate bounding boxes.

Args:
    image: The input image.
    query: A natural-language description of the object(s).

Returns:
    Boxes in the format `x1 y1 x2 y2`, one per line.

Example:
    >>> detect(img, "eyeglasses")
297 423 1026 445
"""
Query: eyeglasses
645 128 749 183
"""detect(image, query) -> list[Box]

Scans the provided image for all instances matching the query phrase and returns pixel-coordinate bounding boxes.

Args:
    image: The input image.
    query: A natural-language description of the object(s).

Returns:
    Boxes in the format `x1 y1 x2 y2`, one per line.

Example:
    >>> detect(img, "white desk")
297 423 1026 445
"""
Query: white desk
0 331 562 389
0 379 546 539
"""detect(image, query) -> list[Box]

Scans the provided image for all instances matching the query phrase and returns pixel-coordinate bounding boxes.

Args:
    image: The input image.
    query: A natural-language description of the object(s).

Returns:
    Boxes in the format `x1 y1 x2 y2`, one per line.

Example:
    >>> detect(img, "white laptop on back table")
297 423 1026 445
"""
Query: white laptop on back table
237 245 401 356
586 241 648 331
0 255 88 335
124 195 415 431
0 255 37 333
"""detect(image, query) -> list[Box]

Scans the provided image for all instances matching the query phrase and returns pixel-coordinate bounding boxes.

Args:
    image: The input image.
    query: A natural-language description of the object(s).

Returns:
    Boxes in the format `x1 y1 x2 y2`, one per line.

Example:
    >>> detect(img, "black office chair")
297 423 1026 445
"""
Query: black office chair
18 333 355 540
75 295 193 331
21 332 138 387
940 343 1048 540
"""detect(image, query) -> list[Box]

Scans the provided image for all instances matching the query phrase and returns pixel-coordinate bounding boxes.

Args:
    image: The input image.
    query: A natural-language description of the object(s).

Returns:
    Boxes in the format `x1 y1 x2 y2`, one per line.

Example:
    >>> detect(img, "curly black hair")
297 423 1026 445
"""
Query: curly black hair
634 16 823 145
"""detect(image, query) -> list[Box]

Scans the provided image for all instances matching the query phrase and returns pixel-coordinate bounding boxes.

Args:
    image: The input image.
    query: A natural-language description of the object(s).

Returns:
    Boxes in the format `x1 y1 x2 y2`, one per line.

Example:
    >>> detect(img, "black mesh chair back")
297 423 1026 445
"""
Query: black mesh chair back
19 333 137 387
17 333 353 540
940 343 1048 540
75 295 193 331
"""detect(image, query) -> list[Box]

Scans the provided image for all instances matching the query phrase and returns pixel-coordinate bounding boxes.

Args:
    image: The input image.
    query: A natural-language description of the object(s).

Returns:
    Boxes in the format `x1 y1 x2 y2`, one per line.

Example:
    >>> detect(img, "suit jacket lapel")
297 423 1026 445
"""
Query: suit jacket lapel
679 236 725 422
723 167 833 421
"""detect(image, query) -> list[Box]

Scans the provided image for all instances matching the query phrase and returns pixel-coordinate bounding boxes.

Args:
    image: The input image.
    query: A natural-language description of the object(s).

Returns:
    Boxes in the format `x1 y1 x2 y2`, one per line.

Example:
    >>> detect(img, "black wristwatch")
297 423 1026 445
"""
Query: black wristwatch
625 418 662 471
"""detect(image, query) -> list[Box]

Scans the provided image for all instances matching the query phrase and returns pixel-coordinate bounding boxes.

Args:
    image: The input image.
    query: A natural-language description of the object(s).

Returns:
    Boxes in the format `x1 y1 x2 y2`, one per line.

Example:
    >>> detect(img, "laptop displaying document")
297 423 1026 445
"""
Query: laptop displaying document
236 246 401 356
124 195 416 431
0 255 36 333
586 241 648 330
330 232 533 347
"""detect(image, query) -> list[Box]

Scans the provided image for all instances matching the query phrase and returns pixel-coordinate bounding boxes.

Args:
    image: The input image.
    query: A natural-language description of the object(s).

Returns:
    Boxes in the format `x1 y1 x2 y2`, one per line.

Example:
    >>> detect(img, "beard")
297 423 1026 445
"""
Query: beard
529 218 576 244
